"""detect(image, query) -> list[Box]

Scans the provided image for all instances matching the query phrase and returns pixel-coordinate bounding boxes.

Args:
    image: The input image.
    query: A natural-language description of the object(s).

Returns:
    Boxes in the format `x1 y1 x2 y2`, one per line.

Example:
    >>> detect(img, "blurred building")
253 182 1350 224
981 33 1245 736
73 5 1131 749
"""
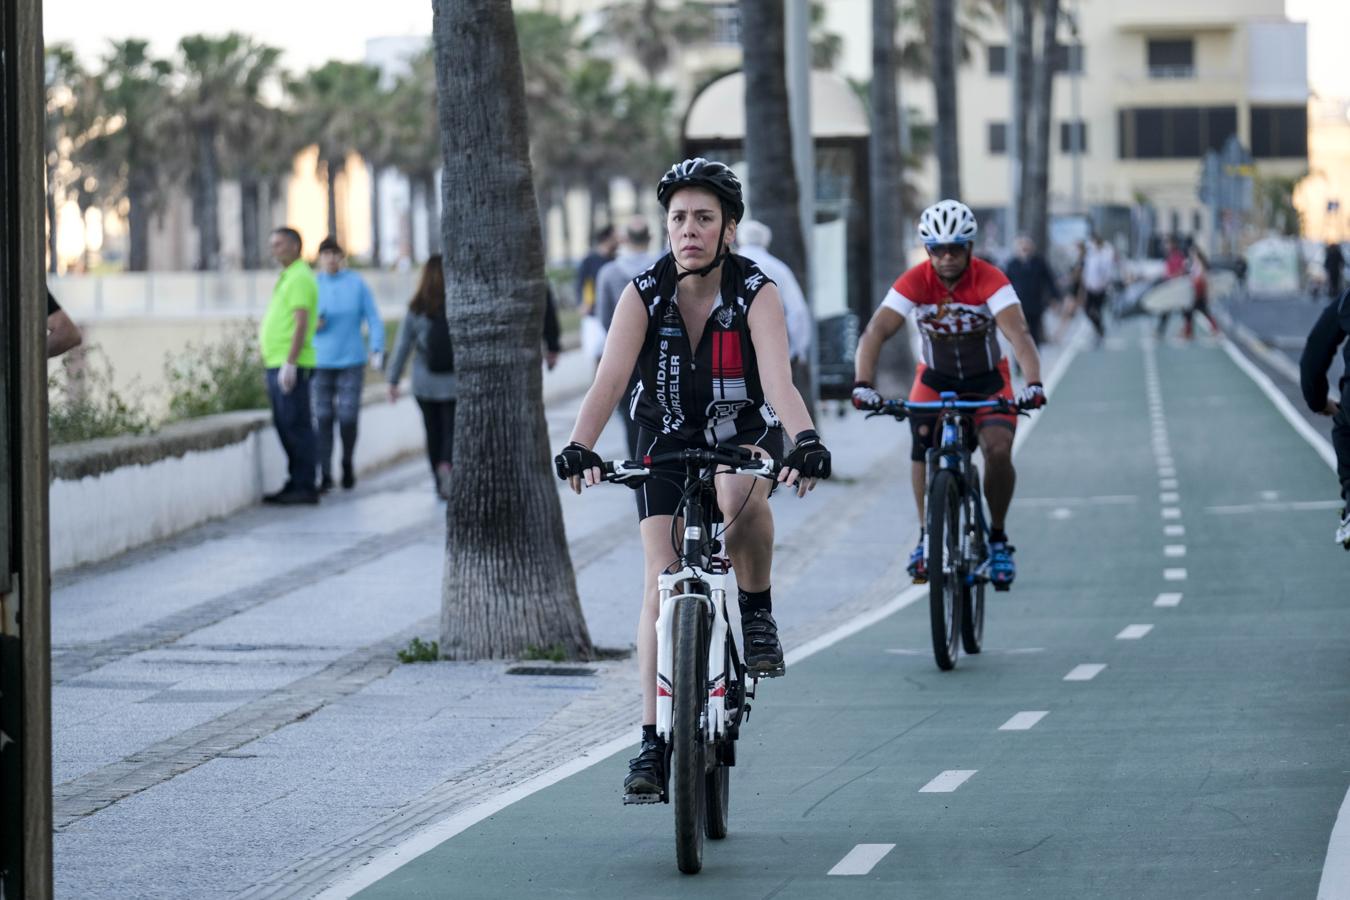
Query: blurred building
1294 97 1350 243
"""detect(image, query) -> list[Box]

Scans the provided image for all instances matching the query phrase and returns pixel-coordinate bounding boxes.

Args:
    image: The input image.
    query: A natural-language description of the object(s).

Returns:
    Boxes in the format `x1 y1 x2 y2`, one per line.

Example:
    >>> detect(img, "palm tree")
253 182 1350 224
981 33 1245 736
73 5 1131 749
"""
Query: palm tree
430 0 593 660
79 40 178 272
1024 0 1061 253
931 0 961 200
290 61 384 246
739 0 807 287
388 49 441 260
869 0 907 299
44 44 85 272
601 0 714 83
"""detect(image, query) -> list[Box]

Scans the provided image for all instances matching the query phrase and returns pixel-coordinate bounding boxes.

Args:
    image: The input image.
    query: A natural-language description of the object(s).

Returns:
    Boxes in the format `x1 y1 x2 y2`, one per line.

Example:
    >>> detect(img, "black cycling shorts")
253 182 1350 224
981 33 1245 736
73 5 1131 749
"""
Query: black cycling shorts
632 424 784 521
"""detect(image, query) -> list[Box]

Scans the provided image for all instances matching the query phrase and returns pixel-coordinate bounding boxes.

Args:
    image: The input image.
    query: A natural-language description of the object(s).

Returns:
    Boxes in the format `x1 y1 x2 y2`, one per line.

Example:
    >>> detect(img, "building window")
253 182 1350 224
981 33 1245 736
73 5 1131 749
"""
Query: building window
989 122 1008 155
1054 43 1084 74
1059 121 1088 153
988 45 1007 76
1118 106 1236 159
710 4 741 46
1147 38 1194 78
1250 106 1307 158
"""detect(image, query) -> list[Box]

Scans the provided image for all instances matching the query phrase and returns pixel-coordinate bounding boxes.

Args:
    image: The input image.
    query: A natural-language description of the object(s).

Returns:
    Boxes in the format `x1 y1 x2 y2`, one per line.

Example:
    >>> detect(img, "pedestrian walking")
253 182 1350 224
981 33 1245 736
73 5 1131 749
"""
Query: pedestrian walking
595 217 662 454
1002 235 1061 346
1155 235 1191 339
735 219 812 365
1325 241 1344 300
1051 239 1087 344
313 237 385 492
1081 232 1116 345
1298 285 1350 548
576 225 618 368
387 255 458 499
1180 246 1219 340
259 227 320 505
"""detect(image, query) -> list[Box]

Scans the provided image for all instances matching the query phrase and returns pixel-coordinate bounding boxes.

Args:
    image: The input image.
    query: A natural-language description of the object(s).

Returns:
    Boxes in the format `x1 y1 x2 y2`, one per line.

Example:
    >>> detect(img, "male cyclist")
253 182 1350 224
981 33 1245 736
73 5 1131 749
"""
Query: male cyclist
1298 283 1350 548
852 200 1045 588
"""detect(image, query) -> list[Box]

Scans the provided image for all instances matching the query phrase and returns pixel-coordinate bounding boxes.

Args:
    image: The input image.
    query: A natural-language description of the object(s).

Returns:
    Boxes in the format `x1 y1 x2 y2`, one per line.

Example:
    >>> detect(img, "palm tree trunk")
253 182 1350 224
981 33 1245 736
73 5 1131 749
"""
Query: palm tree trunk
932 0 961 200
422 171 439 259
556 187 572 266
432 0 593 660
1015 0 1035 232
46 168 59 274
1026 0 1059 253
370 165 383 268
739 0 807 287
326 160 340 241
240 173 262 269
196 127 221 271
127 176 151 273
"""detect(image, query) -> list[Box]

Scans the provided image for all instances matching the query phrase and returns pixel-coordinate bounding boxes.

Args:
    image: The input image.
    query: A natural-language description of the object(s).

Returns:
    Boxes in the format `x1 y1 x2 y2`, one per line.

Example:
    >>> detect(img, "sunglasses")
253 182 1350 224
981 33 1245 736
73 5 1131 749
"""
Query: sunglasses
926 242 970 258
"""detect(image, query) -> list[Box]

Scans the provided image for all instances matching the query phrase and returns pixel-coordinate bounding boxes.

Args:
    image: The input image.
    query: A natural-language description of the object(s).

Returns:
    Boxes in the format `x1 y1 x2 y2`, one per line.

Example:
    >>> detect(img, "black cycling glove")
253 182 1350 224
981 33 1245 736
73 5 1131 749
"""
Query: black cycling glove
554 441 602 480
784 430 831 479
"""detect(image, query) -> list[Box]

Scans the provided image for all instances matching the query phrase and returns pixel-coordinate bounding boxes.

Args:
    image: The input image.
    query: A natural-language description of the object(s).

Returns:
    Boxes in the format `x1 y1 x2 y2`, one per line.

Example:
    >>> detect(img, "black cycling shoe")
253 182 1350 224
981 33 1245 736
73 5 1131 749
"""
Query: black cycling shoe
741 609 786 678
623 738 666 804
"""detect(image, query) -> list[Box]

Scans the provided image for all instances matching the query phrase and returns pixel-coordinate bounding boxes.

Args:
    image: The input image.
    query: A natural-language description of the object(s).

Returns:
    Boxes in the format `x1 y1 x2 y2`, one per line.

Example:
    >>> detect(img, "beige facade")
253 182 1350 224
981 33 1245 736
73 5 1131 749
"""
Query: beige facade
1294 98 1350 242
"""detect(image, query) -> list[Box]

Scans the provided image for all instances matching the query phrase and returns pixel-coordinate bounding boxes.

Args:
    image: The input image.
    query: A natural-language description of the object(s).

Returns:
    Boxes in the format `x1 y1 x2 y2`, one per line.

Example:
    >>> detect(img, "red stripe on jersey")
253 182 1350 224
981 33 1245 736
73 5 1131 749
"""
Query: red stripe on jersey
714 331 744 378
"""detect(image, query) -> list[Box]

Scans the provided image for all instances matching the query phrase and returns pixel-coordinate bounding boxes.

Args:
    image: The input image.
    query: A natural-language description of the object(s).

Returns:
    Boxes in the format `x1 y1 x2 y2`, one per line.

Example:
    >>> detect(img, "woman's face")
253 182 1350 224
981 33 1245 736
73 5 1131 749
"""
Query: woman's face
666 186 734 272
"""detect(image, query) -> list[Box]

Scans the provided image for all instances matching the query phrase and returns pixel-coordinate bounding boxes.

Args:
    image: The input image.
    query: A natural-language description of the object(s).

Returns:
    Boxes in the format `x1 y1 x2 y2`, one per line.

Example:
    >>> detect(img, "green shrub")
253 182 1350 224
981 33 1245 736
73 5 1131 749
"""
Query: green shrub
398 636 441 663
164 321 269 420
48 346 156 445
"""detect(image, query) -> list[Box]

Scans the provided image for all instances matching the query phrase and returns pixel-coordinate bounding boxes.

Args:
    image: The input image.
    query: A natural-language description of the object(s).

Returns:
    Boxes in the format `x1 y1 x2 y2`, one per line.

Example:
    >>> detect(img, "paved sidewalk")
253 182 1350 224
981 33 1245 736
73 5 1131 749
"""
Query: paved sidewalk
51 341 1073 898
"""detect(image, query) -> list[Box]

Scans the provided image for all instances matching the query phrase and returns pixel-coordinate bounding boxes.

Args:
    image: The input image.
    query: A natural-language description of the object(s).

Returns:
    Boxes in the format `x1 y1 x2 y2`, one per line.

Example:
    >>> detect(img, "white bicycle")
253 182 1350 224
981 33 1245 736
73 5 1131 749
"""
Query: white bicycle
600 446 779 874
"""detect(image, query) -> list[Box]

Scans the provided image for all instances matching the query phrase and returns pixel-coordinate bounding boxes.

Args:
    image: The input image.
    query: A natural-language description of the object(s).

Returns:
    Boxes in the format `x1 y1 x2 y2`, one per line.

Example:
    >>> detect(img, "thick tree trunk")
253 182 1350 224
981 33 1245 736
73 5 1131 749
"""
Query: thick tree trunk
240 174 262 270
46 169 58 274
868 0 916 395
432 0 593 660
195 127 221 271
1025 0 1059 254
326 161 340 242
932 0 961 200
422 172 439 259
739 0 807 288
370 165 383 268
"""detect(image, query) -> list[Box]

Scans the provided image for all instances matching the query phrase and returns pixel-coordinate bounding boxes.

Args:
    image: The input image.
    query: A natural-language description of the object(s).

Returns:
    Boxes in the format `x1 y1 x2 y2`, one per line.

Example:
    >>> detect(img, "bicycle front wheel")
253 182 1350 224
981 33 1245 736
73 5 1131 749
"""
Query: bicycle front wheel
927 469 963 671
672 596 708 874
705 642 734 840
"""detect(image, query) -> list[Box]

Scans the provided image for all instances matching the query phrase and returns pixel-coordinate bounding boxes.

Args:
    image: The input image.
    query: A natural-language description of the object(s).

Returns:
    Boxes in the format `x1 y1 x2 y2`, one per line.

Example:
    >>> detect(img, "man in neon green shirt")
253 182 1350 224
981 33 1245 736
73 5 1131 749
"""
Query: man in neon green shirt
259 226 320 504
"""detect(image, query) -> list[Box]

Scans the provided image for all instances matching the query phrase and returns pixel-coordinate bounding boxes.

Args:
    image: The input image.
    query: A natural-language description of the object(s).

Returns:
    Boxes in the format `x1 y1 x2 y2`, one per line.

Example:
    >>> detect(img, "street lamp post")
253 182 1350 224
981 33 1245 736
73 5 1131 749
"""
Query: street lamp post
1065 1 1083 215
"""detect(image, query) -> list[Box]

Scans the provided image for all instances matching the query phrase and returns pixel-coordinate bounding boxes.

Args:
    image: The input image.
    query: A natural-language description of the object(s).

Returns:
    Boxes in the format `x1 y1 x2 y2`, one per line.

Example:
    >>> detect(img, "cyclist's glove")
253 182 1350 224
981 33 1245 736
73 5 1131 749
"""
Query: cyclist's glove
785 430 831 479
1016 382 1046 410
554 441 602 480
851 380 882 411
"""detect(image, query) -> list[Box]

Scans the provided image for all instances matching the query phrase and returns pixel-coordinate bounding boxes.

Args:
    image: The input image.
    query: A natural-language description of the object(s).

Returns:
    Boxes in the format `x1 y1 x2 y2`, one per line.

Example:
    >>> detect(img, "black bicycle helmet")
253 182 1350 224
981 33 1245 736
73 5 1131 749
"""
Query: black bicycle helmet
657 157 745 224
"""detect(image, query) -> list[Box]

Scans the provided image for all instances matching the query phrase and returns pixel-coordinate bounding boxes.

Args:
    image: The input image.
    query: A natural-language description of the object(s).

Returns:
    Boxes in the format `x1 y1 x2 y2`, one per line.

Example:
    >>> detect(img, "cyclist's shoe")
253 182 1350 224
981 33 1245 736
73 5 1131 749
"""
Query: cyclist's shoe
742 609 786 678
989 542 1016 591
623 738 666 804
1336 508 1350 550
907 543 928 584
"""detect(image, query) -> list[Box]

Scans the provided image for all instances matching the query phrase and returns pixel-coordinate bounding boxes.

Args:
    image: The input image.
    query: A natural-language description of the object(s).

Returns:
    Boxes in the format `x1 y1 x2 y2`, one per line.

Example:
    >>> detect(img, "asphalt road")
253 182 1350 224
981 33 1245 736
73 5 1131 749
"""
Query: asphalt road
350 326 1350 899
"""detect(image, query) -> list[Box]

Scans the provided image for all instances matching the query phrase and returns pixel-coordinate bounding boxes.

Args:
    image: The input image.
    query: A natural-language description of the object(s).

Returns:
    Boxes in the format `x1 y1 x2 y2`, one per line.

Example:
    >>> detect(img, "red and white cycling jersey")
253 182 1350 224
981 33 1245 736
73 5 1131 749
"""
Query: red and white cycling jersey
881 257 1021 379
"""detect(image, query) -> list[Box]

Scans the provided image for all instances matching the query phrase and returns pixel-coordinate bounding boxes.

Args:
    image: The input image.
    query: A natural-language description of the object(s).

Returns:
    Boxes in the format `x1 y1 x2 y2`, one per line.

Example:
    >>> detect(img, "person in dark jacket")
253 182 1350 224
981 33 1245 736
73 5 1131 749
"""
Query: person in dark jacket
1325 241 1344 301
1002 235 1061 346
1298 286 1350 548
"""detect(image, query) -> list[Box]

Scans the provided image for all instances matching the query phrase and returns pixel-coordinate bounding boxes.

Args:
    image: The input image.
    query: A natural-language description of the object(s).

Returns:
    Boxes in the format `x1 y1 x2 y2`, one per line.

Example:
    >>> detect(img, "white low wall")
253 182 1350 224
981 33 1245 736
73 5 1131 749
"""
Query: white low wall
49 394 426 573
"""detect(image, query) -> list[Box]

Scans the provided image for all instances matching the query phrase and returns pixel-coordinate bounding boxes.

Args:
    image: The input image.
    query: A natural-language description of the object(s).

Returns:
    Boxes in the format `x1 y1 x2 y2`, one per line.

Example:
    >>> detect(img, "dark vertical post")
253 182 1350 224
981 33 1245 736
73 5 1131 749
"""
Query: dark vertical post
0 0 54 897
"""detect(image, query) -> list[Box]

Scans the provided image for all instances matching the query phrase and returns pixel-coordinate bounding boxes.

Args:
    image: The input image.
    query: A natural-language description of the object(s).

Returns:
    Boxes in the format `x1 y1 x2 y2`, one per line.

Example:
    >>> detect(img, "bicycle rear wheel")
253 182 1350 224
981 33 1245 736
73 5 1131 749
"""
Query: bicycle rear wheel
961 468 986 655
927 470 963 671
672 596 708 873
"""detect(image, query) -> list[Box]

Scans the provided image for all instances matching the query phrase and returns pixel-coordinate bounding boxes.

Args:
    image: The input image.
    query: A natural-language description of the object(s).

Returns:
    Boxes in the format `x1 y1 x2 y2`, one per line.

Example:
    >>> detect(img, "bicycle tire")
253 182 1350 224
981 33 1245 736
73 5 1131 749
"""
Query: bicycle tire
961 467 986 655
672 595 708 873
705 641 733 840
928 469 963 671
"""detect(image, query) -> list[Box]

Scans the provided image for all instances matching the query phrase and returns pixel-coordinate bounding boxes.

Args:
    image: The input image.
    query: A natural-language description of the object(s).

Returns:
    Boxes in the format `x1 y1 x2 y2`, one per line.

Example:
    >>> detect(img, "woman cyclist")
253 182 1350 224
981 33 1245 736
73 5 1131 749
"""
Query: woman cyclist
554 158 832 802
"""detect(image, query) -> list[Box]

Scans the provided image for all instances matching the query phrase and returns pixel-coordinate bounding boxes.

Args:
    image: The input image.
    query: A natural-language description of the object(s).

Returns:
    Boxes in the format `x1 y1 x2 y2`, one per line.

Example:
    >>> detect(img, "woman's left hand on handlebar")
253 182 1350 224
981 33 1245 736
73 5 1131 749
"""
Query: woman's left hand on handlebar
554 442 603 494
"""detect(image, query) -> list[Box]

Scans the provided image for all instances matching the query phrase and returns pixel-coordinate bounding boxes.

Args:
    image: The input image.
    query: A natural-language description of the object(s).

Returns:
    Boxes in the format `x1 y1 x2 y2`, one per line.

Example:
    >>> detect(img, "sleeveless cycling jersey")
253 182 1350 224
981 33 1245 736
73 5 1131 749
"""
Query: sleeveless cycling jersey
881 257 1021 379
629 253 781 445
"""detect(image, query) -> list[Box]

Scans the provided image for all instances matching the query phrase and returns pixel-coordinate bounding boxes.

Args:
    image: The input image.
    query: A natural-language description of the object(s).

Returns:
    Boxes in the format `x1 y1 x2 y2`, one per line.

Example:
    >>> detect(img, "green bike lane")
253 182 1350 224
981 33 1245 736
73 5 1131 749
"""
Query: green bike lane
351 330 1349 899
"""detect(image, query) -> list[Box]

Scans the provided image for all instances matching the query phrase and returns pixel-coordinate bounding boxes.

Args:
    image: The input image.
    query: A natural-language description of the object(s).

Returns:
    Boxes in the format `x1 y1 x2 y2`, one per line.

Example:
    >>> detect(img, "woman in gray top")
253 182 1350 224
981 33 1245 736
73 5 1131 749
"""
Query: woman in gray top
387 255 458 498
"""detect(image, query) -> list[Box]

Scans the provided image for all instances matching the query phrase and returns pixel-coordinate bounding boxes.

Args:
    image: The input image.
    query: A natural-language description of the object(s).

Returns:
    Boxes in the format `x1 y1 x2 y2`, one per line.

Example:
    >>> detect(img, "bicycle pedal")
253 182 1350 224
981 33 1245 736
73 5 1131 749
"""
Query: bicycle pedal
623 791 665 805
993 582 1011 593
911 576 929 585
749 663 786 679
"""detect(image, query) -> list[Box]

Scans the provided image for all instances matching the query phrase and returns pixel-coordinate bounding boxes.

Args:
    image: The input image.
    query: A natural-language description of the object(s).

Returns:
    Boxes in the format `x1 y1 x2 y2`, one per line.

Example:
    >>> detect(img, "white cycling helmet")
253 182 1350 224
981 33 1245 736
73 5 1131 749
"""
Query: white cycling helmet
917 199 978 245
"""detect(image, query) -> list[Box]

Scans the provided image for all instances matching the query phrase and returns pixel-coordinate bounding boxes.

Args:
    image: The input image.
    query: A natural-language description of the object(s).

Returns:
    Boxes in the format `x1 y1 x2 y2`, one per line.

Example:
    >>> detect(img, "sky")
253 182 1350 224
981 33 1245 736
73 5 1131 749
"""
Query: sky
42 0 1350 99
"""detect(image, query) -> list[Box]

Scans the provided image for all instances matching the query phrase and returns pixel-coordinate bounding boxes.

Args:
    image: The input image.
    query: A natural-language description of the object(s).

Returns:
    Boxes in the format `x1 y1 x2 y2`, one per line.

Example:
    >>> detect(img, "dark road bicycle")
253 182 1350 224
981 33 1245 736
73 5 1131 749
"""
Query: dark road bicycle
600 446 779 874
864 392 1028 670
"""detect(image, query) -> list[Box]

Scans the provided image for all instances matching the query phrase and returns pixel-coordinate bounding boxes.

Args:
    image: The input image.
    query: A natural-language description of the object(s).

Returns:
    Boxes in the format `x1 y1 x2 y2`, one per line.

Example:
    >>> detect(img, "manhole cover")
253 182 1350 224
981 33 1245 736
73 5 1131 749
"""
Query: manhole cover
505 666 596 677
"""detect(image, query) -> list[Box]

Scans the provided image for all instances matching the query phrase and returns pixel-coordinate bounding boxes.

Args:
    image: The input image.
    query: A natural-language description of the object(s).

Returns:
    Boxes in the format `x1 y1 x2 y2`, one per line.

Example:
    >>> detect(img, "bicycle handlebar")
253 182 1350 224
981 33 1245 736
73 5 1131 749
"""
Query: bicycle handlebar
600 447 780 485
862 396 1028 421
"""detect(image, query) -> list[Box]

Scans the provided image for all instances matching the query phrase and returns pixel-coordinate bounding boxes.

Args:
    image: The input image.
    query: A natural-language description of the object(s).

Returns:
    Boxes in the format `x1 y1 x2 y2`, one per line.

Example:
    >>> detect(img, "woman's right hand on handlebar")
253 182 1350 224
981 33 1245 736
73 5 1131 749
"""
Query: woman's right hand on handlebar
554 441 603 494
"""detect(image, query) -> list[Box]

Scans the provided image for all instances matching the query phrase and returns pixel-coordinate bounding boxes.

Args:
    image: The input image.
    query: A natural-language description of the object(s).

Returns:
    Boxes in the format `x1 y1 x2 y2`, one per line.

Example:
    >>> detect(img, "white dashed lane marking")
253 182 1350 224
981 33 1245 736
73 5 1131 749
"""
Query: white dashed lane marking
999 711 1049 731
1164 568 1188 581
1160 492 1180 503
827 843 896 876
1154 592 1183 607
1064 664 1107 682
1160 478 1179 490
919 770 978 793
1164 545 1187 557
1159 467 1177 478
1164 524 1186 537
1162 508 1182 520
1116 624 1154 640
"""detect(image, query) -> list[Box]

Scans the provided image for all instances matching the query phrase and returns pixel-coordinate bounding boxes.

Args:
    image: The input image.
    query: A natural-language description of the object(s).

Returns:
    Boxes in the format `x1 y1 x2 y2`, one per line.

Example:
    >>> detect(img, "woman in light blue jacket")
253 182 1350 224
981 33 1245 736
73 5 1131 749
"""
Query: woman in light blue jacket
313 237 384 491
